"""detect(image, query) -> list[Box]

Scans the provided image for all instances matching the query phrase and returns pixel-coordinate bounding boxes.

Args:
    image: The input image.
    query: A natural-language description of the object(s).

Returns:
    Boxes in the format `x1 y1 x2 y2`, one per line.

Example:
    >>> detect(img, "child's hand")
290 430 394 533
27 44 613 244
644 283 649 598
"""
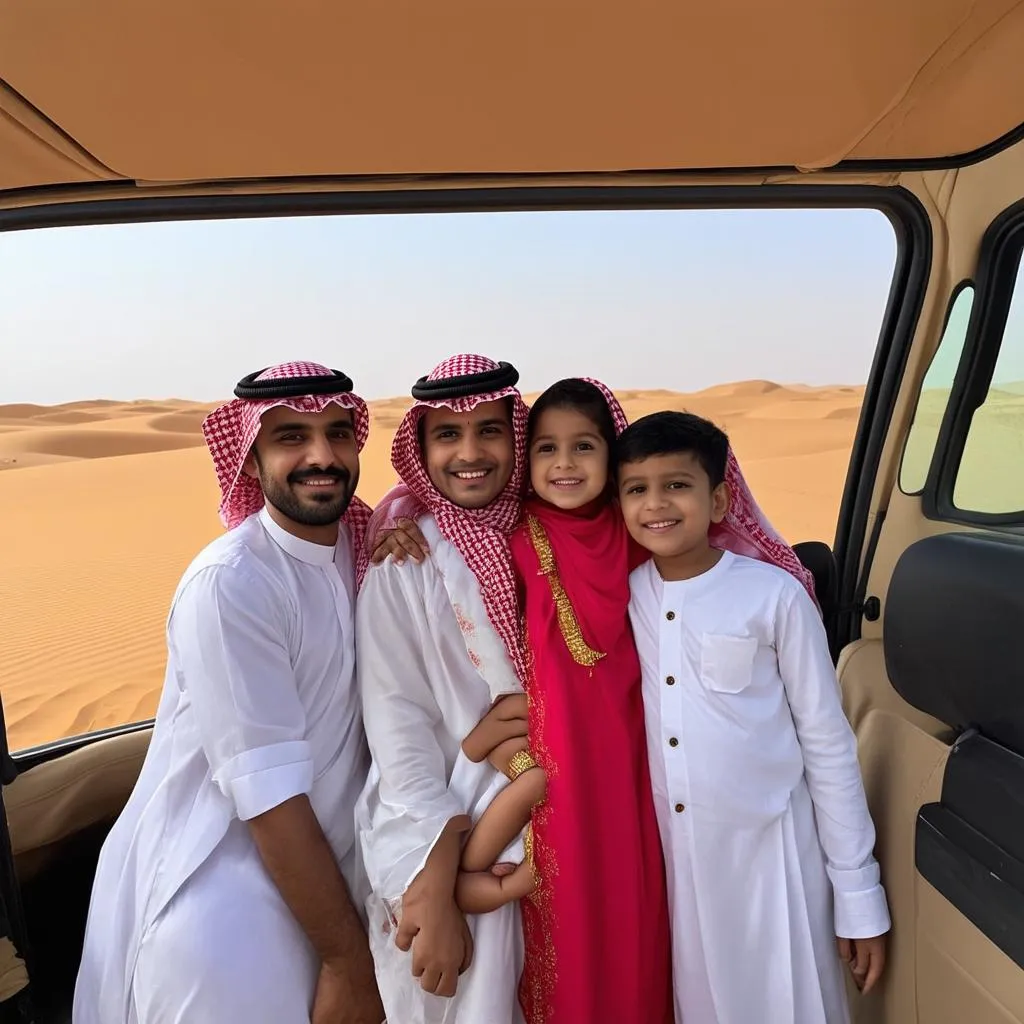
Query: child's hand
370 517 430 566
837 934 886 994
462 694 528 763
491 860 538 901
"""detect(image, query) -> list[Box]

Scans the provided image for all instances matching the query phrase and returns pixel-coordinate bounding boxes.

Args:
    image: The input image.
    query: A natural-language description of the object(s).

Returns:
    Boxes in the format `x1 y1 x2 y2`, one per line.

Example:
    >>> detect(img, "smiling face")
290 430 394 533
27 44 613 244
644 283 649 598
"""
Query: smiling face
243 404 360 543
529 405 610 510
421 399 515 509
618 450 730 577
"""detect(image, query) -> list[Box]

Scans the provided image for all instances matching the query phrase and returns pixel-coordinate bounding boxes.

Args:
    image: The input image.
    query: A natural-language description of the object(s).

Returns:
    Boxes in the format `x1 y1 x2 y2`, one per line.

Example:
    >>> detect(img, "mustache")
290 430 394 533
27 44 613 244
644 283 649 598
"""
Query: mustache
288 466 350 485
446 461 495 472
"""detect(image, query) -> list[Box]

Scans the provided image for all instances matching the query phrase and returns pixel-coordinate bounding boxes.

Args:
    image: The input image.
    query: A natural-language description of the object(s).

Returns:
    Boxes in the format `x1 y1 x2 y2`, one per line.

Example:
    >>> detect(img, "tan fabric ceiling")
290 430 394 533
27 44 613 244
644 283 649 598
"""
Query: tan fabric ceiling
1 0 1023 197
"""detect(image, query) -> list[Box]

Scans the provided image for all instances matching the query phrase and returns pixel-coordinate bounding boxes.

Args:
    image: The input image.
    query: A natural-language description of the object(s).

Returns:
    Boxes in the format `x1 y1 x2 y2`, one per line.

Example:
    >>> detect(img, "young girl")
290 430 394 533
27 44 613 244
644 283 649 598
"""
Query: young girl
372 378 675 1024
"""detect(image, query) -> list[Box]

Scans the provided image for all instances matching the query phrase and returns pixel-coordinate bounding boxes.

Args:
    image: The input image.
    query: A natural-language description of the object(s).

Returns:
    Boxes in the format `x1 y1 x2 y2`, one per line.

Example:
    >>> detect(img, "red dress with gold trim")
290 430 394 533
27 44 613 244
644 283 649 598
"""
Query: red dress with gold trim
510 496 674 1024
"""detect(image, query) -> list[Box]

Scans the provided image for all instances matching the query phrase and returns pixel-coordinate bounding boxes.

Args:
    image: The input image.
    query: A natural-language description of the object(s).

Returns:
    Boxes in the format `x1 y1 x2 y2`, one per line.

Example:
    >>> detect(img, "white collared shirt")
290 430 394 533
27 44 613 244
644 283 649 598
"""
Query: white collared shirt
629 550 890 940
163 507 364 842
74 508 369 1024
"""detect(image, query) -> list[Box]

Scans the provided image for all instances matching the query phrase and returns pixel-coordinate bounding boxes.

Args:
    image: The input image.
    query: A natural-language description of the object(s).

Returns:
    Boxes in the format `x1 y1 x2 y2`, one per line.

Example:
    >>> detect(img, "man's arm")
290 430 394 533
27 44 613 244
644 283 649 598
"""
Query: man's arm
394 817 474 998
357 560 474 997
169 567 381 1017
249 796 382 1021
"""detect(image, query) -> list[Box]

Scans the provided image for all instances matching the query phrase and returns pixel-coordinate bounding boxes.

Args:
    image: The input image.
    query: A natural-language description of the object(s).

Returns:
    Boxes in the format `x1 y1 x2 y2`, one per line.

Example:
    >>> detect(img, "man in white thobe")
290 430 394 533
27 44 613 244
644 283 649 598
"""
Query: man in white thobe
355 354 532 1024
73 362 383 1024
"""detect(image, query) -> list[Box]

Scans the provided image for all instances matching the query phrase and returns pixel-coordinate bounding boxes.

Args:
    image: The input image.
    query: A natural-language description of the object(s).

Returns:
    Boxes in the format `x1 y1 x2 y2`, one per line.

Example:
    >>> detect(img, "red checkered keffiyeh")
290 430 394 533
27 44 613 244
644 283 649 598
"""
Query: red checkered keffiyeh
386 354 531 680
715 450 817 605
201 361 374 576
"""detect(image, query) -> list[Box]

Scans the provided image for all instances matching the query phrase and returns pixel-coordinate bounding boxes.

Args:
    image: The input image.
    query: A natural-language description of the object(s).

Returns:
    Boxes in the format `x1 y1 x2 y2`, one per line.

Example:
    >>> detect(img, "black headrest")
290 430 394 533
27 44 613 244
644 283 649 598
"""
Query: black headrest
884 531 1024 752
793 540 837 619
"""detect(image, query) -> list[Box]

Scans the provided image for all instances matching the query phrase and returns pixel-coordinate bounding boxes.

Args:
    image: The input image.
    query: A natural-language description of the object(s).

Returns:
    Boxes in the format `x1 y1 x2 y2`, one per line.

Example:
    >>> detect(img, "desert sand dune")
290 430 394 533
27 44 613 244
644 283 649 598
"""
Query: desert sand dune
0 405 55 419
31 411 114 426
0 429 202 461
149 410 218 433
0 382 865 753
61 400 128 410
695 380 785 398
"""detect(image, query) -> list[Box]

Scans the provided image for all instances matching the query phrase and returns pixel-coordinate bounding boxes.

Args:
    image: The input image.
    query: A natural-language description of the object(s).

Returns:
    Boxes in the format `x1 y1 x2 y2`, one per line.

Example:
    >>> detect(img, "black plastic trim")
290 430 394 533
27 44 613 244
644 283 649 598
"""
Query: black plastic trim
840 507 887 657
836 119 1024 173
0 183 921 234
831 194 932 648
884 531 1024 745
0 696 18 787
0 182 929 764
2 118 1024 214
11 720 153 774
897 279 975 498
916 731 1024 968
923 199 1024 526
0 186 930 653
916 810 1024 968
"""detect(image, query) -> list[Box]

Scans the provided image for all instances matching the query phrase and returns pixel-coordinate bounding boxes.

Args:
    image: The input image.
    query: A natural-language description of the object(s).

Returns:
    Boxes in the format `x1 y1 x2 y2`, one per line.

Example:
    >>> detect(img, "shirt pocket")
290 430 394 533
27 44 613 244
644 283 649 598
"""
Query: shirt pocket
699 633 759 694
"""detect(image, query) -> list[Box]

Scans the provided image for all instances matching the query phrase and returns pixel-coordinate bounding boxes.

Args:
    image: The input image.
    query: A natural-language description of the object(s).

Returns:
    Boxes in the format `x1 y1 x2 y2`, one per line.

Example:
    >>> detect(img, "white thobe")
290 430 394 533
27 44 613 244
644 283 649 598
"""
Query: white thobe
355 515 525 1024
628 551 890 1024
73 508 369 1024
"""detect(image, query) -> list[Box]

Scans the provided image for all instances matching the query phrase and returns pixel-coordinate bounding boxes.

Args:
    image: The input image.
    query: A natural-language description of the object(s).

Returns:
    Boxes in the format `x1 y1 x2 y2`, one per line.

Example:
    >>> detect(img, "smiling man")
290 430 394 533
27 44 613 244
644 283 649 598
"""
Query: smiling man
355 354 531 1024
73 363 383 1024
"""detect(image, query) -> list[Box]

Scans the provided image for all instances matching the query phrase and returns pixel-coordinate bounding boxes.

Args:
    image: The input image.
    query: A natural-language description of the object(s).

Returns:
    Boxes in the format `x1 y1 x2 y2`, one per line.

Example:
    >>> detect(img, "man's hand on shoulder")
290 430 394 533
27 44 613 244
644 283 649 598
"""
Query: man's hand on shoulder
370 517 430 566
311 957 384 1024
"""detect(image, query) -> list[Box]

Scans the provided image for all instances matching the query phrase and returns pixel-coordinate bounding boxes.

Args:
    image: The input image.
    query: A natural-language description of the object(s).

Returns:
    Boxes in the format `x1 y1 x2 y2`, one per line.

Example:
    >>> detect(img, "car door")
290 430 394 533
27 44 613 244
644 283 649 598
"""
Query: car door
834 134 1024 1023
0 694 35 1023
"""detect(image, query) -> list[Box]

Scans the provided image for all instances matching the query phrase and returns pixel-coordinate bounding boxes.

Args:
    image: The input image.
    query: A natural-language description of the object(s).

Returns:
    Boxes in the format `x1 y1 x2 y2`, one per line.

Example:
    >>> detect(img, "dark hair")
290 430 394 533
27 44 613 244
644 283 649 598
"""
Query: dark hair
616 411 729 486
527 379 618 458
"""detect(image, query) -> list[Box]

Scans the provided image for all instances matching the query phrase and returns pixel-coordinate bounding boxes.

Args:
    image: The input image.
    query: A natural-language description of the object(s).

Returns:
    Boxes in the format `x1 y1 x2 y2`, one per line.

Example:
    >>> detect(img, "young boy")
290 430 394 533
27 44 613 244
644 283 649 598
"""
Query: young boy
616 410 890 1024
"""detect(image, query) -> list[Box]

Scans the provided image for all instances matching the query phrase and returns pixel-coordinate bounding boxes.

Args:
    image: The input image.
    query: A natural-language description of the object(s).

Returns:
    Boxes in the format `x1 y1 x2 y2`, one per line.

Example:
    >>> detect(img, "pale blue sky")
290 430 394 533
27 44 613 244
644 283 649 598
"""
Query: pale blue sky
0 208 898 405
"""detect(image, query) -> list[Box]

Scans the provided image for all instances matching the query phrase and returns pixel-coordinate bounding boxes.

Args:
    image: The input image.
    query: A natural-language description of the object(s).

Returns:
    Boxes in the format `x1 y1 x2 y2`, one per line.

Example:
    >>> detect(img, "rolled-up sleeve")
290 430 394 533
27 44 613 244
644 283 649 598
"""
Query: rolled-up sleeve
168 565 313 821
776 582 892 940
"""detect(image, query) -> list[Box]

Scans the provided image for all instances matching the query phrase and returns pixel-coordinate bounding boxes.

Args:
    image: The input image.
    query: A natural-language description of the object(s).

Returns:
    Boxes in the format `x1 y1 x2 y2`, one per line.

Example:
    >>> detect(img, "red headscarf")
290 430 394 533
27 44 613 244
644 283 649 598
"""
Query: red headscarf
713 451 816 604
201 361 373 576
580 376 629 433
386 354 531 678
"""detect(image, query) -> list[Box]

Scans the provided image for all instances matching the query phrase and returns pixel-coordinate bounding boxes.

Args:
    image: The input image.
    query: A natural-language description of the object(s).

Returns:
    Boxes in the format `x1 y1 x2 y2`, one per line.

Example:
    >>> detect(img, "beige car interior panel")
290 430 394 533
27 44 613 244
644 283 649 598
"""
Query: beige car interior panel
1 0 1023 188
862 138 1024 631
6 730 150 882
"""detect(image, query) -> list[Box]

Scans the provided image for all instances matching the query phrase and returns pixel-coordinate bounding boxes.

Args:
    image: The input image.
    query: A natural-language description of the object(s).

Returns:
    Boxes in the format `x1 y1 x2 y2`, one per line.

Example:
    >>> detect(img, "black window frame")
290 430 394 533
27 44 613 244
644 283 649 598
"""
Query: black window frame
897 279 975 498
923 199 1024 527
0 182 930 762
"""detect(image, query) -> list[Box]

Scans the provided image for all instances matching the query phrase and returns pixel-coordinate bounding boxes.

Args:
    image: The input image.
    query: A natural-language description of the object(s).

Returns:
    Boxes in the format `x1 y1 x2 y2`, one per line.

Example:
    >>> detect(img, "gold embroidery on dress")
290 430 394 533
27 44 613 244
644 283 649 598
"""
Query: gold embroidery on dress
523 822 539 882
527 514 605 667
520 620 557 1023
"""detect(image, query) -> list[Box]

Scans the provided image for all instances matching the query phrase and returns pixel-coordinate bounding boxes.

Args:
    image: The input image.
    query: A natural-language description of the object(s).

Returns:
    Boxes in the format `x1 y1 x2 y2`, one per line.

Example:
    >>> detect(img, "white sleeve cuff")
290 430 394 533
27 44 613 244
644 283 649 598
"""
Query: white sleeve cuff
833 882 891 939
214 740 315 820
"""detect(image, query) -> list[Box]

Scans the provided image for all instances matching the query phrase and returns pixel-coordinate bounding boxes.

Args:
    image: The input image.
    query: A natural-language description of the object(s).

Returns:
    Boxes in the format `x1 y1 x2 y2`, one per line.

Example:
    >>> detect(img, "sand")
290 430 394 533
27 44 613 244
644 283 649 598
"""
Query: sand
0 383 865 753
